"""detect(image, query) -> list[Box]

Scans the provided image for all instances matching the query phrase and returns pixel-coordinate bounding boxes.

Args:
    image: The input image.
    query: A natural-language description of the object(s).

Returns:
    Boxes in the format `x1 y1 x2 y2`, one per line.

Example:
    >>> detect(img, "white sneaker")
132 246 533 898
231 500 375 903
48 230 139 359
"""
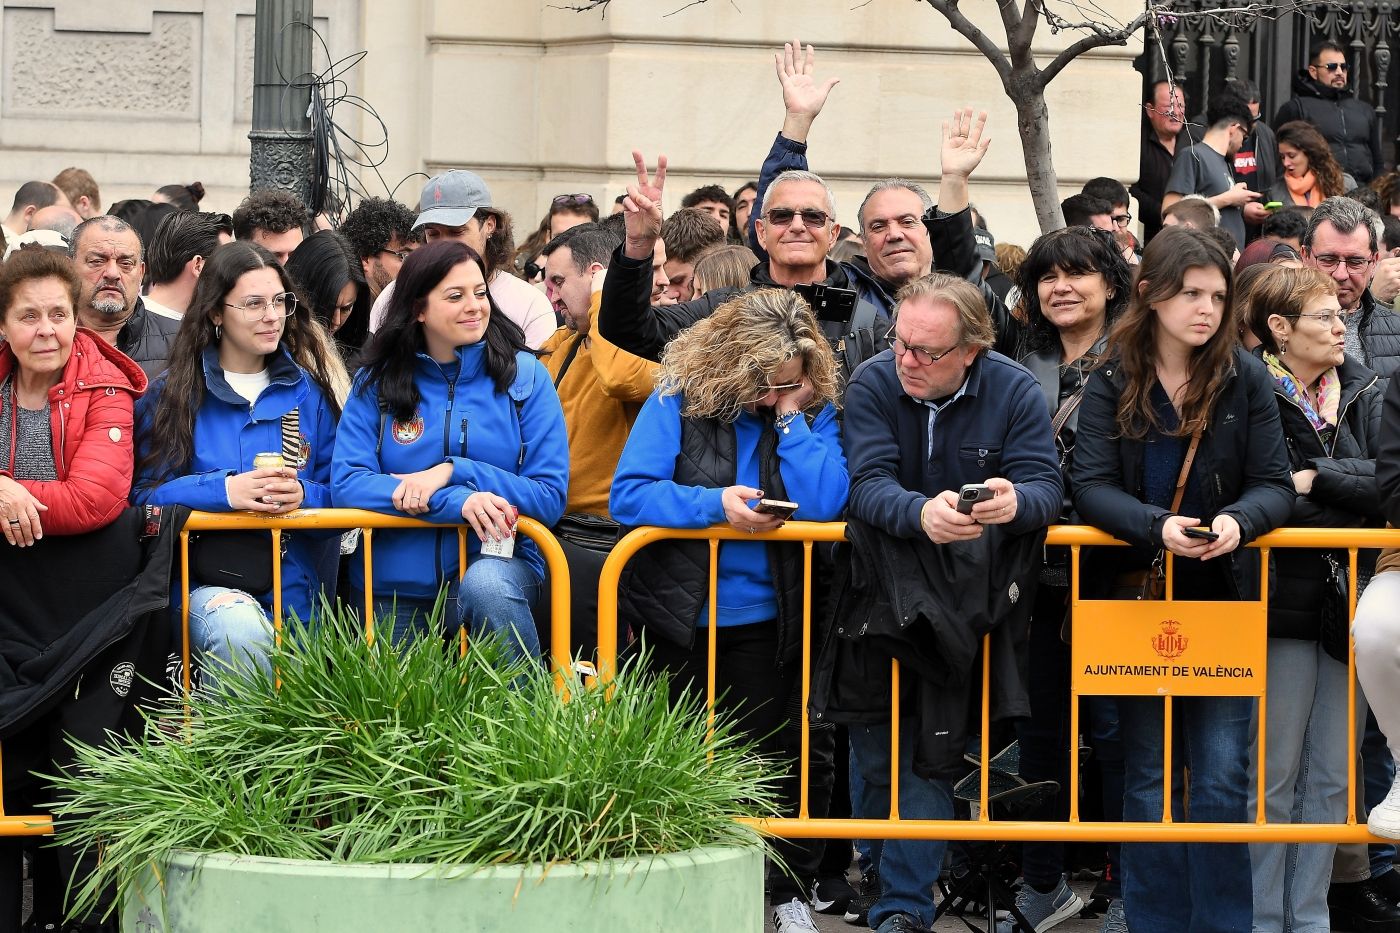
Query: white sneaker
772 896 821 933
1368 776 1400 839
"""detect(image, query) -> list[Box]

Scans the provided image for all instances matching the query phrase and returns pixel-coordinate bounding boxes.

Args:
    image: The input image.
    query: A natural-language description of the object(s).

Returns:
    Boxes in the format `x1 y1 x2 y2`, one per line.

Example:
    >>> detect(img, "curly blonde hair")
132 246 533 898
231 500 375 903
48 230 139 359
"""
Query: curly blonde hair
657 287 839 421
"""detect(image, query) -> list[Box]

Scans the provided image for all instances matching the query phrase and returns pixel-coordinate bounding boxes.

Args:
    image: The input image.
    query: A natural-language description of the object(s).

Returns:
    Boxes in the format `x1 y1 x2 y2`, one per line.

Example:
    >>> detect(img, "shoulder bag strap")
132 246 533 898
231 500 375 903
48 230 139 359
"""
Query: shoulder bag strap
551 334 586 389
1050 388 1086 440
1169 426 1203 513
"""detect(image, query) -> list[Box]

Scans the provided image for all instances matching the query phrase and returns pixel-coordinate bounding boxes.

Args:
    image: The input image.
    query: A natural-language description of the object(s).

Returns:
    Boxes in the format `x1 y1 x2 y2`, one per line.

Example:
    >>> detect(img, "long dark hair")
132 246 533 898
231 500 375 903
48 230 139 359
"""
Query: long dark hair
140 241 344 478
285 230 370 355
1105 225 1237 439
1277 120 1347 198
1015 226 1132 356
356 240 528 423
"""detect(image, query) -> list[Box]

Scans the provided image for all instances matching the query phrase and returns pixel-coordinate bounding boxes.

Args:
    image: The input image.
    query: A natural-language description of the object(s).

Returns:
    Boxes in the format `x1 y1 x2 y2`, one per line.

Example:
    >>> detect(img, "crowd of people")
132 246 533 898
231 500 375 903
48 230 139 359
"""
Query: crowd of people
3 36 1400 933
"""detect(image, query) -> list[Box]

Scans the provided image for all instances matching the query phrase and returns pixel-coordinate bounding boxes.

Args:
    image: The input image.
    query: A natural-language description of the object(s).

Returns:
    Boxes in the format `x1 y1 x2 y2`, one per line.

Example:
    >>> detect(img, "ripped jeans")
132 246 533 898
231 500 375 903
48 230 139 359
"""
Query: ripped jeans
185 585 275 694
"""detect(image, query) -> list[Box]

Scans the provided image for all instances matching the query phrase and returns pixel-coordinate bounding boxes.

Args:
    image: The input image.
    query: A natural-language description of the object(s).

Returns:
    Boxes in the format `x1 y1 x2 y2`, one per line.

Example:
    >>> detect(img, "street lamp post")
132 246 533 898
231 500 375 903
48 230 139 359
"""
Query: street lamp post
248 0 314 202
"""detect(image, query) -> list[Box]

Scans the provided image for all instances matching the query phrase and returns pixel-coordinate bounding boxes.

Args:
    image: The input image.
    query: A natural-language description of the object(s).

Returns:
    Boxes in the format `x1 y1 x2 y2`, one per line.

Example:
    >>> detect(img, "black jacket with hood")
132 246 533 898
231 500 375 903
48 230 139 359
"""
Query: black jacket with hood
1256 349 1382 640
1273 70 1384 184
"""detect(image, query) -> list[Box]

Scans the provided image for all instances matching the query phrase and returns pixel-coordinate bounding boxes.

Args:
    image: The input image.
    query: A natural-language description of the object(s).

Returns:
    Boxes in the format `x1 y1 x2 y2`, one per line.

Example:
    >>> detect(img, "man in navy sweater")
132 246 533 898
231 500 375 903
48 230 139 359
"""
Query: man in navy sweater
841 273 1061 933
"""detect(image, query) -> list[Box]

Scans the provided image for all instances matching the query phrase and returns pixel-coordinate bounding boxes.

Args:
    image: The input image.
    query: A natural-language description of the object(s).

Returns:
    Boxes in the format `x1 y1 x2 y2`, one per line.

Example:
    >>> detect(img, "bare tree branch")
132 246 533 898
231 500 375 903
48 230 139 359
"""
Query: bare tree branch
1011 0 1040 55
921 0 1013 84
1035 11 1149 89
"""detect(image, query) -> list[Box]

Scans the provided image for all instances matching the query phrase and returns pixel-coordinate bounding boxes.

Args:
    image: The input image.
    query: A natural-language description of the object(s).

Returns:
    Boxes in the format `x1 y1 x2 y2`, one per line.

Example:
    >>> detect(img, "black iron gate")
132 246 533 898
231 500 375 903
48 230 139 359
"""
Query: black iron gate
1140 2 1399 169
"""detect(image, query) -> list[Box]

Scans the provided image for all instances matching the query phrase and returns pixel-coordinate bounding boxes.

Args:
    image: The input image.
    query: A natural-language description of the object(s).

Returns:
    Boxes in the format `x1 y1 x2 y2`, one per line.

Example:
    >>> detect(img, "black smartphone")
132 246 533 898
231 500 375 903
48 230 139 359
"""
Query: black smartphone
1183 526 1219 542
755 498 799 519
956 483 994 514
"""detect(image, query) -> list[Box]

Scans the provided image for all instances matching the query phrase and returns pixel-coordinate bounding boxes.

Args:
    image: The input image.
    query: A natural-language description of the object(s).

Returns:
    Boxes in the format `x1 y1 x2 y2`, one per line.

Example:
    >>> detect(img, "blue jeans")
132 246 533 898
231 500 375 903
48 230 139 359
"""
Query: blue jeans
1249 638 1353 932
1119 694 1254 933
848 719 954 929
361 556 542 662
186 585 274 694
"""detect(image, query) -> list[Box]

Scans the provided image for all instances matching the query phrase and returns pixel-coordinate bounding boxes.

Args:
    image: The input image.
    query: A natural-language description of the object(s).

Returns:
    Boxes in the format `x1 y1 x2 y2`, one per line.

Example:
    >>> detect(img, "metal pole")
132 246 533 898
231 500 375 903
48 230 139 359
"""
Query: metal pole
249 0 314 202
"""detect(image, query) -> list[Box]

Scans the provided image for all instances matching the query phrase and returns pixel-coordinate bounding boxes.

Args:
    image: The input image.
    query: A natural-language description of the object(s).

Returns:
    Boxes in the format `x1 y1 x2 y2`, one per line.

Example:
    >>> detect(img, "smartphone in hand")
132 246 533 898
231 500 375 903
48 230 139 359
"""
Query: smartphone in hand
956 483 994 515
754 498 799 519
1182 526 1219 542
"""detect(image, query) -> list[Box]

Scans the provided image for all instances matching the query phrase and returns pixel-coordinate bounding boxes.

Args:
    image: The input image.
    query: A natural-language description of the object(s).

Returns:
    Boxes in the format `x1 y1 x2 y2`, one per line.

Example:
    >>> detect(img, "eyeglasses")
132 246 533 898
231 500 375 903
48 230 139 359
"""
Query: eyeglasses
885 326 959 365
378 248 413 262
552 193 594 208
1317 62 1348 72
763 208 831 229
224 292 298 320
1311 253 1374 272
1296 309 1352 326
1112 212 1133 227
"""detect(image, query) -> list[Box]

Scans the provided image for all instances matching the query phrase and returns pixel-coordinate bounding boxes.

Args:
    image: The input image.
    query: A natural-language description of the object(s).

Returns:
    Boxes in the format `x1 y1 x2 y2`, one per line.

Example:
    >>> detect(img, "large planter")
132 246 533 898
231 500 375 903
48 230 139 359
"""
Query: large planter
121 843 763 932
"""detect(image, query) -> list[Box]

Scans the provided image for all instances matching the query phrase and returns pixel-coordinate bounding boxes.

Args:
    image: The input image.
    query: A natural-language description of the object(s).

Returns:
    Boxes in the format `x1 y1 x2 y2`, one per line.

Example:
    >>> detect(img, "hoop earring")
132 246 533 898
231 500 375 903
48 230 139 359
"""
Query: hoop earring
214 324 221 341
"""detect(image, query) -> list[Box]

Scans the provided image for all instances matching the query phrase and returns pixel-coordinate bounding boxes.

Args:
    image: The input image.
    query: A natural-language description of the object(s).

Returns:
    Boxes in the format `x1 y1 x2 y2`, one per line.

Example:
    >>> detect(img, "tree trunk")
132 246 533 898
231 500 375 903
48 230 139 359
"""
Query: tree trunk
1009 75 1064 234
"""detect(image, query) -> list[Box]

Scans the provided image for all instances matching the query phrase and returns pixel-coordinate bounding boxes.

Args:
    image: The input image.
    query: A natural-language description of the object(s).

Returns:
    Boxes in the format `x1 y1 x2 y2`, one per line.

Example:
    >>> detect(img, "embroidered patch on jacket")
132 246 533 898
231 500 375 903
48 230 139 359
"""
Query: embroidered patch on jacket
297 432 312 466
109 661 134 697
392 413 425 444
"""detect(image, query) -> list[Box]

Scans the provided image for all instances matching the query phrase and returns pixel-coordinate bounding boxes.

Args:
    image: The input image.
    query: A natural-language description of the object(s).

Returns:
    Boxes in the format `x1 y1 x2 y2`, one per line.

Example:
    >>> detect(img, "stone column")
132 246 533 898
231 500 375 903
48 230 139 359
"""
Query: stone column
249 0 314 202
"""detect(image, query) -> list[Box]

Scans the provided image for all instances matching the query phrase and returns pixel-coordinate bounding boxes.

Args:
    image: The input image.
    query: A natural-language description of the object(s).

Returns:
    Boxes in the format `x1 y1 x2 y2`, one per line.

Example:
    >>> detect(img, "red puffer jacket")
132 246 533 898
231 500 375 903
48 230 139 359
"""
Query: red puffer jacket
0 328 148 534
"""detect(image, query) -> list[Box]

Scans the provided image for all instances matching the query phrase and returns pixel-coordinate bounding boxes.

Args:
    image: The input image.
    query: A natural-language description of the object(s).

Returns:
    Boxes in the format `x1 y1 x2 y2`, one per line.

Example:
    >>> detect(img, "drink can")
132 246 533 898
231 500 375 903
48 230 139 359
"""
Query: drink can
254 452 285 470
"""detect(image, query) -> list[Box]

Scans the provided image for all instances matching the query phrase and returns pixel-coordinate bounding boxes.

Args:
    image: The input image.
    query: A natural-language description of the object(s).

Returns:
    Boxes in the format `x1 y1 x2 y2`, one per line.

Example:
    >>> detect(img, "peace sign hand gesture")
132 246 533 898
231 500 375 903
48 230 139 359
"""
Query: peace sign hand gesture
622 149 667 260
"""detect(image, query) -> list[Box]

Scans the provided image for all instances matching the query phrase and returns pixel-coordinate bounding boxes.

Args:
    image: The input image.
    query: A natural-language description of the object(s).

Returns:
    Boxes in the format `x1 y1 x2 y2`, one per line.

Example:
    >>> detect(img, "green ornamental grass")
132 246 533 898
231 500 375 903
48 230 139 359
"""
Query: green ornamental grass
49 600 779 918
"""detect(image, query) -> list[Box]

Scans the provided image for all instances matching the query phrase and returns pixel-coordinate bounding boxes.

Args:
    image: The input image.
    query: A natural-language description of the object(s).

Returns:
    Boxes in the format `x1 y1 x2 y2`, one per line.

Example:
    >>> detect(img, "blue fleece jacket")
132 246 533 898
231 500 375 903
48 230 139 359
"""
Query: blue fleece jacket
332 343 568 599
133 346 338 623
610 392 848 626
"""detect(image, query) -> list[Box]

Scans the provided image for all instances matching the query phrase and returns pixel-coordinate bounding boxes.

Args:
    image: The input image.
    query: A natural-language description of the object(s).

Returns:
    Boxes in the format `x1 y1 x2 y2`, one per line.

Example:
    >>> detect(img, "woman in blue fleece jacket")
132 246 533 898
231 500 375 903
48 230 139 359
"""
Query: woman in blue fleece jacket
332 240 567 655
134 241 342 690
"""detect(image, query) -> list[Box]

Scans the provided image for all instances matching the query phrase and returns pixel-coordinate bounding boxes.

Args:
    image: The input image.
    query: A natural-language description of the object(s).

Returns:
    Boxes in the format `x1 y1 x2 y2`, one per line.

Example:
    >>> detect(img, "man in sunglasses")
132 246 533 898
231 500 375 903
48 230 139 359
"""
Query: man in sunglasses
1273 40 1383 185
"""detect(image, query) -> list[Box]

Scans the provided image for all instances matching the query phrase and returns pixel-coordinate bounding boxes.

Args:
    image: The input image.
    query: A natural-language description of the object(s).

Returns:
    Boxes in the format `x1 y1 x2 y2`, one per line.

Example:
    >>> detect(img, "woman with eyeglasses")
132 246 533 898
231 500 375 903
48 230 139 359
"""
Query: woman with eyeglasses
1269 121 1356 208
1071 226 1293 933
1240 265 1383 930
133 241 342 690
610 286 847 920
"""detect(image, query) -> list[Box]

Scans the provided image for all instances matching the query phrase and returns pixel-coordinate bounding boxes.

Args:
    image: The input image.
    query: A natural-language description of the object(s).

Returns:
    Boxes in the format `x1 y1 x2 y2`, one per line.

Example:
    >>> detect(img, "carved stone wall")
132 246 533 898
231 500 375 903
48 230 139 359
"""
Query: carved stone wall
0 1 356 214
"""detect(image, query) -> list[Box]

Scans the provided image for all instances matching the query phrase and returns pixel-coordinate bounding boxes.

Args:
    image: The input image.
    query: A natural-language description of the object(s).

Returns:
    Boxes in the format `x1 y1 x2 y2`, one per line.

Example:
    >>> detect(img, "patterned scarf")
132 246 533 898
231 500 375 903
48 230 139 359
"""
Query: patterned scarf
1263 350 1339 445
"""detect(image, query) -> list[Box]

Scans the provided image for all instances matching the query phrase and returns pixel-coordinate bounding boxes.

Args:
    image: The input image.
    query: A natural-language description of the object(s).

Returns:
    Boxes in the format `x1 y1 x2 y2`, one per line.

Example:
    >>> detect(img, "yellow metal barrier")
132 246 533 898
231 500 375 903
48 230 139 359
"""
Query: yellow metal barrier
0 508 573 841
596 522 1395 844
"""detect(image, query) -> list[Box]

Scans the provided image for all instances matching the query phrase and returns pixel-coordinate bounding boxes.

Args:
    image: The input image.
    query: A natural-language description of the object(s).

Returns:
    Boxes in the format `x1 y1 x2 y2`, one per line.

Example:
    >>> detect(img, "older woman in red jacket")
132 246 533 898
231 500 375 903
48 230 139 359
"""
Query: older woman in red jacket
0 245 147 546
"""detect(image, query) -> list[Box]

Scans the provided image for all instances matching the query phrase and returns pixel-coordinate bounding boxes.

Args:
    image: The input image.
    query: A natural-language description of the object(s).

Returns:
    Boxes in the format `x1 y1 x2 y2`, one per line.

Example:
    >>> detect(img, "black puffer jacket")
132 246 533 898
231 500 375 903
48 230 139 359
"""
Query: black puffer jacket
1356 290 1400 388
616 416 808 668
1260 351 1382 639
1070 347 1295 600
115 298 180 381
1272 70 1384 184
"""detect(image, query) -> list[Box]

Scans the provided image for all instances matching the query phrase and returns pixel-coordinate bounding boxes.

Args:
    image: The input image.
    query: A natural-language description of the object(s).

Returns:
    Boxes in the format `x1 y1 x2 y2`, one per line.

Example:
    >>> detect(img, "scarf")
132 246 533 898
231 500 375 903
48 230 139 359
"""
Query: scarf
1284 170 1324 206
1263 350 1339 445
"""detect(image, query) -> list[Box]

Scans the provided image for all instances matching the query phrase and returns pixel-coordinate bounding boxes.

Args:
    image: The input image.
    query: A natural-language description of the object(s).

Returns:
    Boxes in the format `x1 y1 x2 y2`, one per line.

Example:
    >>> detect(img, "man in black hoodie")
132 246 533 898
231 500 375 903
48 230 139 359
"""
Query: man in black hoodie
1273 40 1384 185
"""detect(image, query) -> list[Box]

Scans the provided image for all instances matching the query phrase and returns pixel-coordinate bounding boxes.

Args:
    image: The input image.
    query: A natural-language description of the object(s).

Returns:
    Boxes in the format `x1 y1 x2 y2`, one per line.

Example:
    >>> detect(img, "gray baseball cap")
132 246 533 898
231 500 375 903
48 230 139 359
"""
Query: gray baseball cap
414 170 492 230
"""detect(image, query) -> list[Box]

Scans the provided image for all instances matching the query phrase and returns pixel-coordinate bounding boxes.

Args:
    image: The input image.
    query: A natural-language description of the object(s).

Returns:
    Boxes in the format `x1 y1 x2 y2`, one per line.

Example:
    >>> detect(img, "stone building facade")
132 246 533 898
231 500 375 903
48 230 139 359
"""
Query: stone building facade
0 0 1142 248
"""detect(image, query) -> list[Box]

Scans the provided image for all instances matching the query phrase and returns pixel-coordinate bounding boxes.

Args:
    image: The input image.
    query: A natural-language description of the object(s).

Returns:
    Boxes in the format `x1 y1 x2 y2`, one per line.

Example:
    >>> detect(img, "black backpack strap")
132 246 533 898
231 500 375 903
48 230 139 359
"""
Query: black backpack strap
551 335 586 389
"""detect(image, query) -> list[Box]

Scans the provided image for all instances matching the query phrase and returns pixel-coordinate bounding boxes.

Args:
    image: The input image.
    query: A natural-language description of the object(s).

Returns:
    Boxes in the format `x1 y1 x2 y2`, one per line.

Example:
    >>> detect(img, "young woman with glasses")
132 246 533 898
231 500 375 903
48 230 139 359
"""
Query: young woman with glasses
133 241 343 691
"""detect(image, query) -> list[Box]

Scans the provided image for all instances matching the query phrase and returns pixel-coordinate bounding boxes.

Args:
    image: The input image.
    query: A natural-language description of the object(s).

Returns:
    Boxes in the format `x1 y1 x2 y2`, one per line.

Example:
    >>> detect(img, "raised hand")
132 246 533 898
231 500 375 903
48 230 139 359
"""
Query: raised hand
775 39 840 142
622 149 667 260
941 107 991 180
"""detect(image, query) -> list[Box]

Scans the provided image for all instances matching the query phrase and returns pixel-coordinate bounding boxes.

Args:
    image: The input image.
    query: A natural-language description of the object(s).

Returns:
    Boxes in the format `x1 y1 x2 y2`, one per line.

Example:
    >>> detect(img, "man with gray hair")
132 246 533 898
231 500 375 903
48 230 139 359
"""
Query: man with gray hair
1302 196 1400 383
70 215 180 379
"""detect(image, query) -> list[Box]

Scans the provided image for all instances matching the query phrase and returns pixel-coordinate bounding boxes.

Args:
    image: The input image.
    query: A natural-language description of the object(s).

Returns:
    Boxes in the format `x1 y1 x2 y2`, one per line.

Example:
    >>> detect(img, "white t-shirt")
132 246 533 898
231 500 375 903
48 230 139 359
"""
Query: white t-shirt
368 271 559 349
224 369 270 405
142 296 182 321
